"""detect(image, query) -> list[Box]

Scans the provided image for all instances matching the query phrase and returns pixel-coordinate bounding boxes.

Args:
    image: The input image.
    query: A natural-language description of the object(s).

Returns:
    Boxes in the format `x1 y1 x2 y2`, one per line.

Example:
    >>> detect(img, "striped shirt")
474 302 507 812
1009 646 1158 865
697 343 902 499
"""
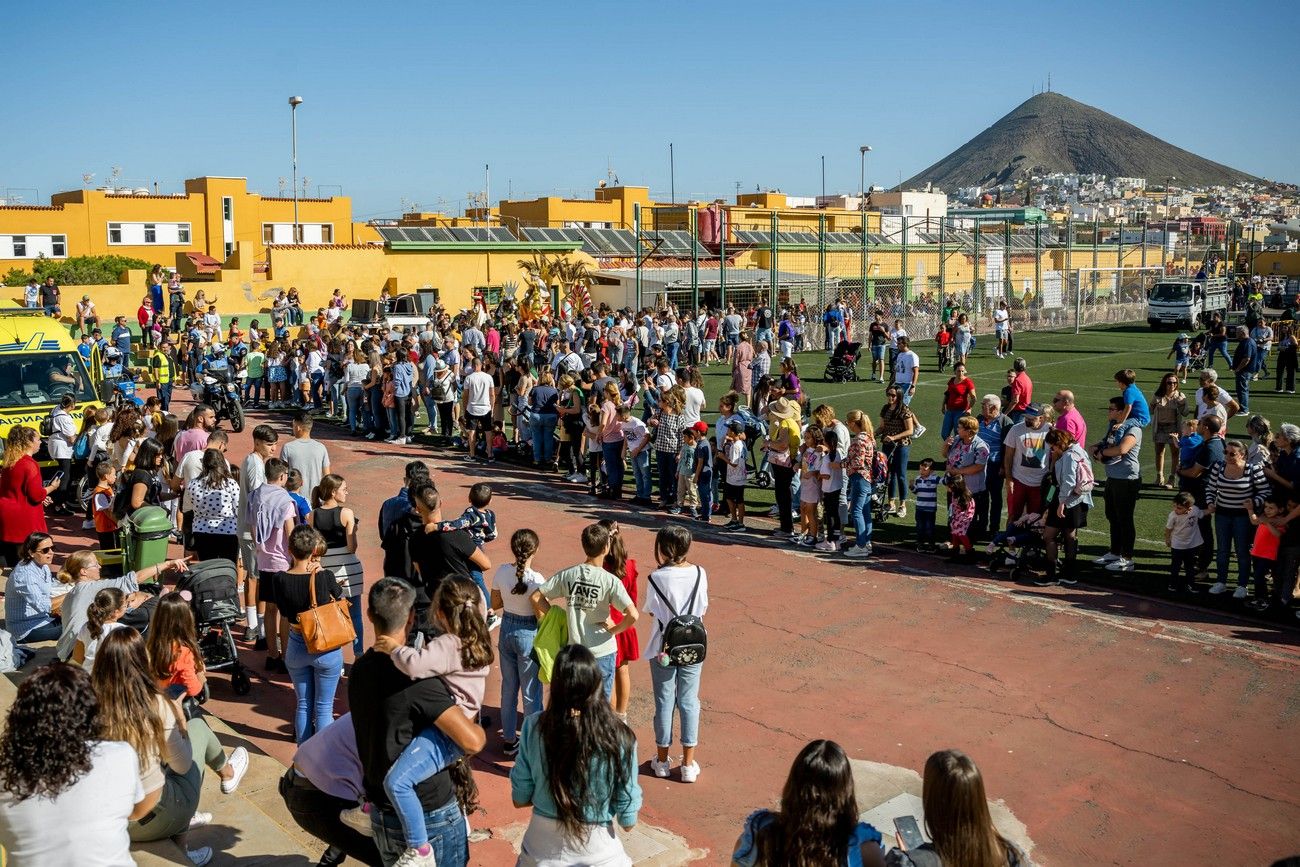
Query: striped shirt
1205 462 1269 512
913 475 941 511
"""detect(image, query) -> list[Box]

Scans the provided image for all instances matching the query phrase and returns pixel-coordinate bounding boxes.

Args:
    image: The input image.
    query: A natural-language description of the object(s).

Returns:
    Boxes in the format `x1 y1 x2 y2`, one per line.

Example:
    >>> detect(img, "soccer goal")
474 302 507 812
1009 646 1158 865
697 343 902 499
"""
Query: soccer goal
1068 266 1166 330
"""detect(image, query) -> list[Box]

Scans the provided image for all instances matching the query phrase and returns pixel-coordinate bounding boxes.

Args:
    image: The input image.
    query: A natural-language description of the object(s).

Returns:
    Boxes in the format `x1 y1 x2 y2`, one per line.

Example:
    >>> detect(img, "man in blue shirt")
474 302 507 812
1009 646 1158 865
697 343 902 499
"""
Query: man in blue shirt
110 316 133 358
389 352 416 444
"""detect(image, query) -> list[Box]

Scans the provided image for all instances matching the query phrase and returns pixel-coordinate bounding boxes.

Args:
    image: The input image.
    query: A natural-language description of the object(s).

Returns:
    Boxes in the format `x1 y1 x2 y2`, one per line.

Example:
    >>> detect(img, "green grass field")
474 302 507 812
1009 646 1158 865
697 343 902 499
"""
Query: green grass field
688 324 1294 583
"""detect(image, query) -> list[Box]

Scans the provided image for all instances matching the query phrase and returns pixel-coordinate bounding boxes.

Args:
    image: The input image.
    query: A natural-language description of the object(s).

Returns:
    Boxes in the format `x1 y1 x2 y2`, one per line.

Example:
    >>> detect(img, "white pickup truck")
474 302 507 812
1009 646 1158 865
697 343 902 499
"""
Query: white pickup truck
1146 277 1231 330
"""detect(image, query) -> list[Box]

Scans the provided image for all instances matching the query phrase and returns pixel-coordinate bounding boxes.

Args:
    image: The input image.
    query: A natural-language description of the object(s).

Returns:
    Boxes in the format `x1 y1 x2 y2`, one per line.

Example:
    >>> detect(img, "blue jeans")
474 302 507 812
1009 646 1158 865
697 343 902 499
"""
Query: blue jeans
531 413 557 463
310 369 326 408
384 726 464 848
847 474 873 550
346 386 367 433
916 508 937 544
656 450 678 503
498 613 542 744
157 382 173 413
1214 510 1253 588
469 569 489 607
348 594 364 657
941 409 966 440
885 441 910 501
666 342 680 370
285 632 343 744
244 376 263 405
595 652 616 699
697 473 714 518
368 385 387 435
630 449 652 500
1235 371 1251 413
1210 341 1233 367
602 442 624 496
372 797 466 867
650 661 702 749
756 328 773 349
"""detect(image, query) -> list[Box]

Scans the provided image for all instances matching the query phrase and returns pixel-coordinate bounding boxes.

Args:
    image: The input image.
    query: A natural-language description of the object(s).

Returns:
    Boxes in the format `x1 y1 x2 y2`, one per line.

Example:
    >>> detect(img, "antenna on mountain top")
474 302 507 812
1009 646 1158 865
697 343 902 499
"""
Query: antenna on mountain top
1047 72 1051 92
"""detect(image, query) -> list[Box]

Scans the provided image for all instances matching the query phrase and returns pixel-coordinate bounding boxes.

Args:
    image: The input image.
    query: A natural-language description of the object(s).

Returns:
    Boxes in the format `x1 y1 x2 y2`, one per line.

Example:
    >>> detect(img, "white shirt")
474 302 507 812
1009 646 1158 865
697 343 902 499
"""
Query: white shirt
462 370 495 416
47 408 77 460
644 563 709 658
681 387 705 425
307 349 325 374
893 350 920 387
75 620 125 669
177 448 212 512
491 563 545 618
1193 386 1234 419
994 308 1010 327
621 417 650 453
725 439 747 485
0 740 142 867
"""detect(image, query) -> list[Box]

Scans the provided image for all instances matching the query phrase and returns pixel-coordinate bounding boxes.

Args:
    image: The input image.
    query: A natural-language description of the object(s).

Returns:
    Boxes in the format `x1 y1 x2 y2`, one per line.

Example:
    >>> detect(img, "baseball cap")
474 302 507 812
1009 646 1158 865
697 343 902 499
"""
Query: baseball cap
1178 332 1189 340
1023 402 1046 418
727 420 744 434
692 421 709 434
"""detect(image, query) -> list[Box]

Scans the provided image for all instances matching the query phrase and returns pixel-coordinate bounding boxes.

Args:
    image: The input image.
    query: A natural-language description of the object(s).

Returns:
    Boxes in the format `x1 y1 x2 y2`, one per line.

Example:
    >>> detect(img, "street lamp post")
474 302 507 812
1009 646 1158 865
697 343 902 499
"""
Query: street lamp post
289 96 304 242
859 145 872 206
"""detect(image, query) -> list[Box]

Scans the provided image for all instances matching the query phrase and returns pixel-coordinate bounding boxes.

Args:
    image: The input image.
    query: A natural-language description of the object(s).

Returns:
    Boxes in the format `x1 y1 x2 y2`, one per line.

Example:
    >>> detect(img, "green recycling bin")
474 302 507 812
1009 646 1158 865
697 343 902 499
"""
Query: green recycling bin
123 506 174 573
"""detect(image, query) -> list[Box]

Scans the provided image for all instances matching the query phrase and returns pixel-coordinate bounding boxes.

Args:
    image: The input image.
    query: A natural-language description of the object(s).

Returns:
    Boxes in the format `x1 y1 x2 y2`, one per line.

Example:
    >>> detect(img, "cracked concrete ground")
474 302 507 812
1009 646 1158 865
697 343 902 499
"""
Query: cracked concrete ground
31 407 1300 866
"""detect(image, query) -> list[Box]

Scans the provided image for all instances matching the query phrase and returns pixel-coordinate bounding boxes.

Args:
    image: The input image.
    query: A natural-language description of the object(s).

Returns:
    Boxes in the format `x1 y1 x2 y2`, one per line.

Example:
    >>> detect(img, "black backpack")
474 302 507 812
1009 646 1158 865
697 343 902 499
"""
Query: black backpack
648 567 707 666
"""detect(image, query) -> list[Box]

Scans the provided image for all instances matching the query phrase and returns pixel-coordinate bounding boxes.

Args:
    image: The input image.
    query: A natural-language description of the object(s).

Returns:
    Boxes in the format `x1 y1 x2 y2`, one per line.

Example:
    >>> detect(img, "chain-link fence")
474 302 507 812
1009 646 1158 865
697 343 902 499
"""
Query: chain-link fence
631 207 1230 343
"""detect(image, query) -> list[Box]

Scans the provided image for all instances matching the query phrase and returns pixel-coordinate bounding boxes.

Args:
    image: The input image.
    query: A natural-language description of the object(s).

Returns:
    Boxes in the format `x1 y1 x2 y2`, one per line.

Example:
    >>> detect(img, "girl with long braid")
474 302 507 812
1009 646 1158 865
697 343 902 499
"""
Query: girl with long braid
489 529 546 757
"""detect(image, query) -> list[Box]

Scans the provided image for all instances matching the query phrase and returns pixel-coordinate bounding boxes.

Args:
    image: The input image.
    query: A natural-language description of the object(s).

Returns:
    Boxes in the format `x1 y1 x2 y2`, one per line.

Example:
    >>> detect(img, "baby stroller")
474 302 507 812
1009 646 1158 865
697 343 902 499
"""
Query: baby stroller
1187 333 1209 372
982 521 1049 582
175 559 251 696
824 340 862 383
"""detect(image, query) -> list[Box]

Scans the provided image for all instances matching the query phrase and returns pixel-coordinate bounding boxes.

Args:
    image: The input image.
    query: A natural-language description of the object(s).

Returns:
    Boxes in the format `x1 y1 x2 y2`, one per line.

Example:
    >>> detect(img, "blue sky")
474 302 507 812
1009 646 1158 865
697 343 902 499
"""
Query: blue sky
4 0 1295 218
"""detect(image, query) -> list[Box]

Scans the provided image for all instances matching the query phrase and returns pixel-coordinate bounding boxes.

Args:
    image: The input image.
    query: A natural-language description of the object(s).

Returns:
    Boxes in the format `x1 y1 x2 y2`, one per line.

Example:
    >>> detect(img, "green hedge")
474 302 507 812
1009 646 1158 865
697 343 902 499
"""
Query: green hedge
2 254 153 287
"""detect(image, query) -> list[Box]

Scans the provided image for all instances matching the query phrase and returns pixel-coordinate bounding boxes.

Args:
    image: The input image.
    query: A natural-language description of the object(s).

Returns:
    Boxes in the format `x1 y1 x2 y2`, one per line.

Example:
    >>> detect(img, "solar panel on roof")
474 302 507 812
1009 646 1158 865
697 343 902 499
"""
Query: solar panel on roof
378 227 403 243
522 227 548 242
605 230 637 254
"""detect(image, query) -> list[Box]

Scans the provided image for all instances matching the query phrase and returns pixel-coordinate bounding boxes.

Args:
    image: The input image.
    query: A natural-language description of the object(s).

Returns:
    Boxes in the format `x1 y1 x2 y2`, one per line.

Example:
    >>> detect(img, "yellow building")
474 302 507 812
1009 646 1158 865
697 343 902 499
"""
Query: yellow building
0 176 364 270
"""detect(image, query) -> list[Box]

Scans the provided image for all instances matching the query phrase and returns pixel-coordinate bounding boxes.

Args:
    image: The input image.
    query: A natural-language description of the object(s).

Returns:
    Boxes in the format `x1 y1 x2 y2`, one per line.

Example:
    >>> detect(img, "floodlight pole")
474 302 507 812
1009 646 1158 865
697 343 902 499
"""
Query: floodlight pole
669 143 675 205
289 96 304 242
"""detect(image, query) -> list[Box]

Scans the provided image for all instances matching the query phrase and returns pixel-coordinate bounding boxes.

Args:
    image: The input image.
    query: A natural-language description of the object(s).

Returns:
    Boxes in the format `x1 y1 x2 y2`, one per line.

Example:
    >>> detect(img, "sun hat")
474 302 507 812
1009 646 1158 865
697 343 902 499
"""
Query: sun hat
768 397 798 420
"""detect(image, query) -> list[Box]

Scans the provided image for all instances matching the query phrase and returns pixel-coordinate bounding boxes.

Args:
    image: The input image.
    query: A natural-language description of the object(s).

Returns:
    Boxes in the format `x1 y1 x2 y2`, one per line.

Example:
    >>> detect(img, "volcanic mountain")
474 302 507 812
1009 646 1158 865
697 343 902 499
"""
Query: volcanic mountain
900 92 1262 190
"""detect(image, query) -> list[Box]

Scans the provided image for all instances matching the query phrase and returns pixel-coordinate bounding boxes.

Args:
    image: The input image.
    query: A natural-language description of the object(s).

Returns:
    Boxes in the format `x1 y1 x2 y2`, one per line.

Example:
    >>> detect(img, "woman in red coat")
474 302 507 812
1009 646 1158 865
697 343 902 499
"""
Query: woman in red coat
0 426 58 567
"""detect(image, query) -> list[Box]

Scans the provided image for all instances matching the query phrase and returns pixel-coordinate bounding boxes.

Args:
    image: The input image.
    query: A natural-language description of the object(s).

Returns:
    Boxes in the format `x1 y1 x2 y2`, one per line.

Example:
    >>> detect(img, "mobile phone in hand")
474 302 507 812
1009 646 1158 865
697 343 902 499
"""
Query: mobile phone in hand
894 815 924 850
50 471 64 485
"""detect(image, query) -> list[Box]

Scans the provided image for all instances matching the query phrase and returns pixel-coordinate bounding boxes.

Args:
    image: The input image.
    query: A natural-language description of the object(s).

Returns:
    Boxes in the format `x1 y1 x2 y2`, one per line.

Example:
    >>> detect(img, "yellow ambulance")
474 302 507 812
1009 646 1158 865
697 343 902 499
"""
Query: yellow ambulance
0 308 104 454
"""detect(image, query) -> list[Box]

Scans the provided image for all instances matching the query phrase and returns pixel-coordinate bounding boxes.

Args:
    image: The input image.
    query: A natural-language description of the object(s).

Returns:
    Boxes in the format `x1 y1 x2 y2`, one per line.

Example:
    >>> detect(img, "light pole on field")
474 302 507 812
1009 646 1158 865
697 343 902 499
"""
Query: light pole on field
289 96 304 242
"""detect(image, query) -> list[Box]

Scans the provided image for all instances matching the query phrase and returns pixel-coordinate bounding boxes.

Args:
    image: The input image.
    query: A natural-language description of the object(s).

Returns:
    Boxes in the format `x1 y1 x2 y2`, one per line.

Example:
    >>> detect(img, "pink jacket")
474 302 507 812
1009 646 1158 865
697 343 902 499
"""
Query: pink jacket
391 635 487 716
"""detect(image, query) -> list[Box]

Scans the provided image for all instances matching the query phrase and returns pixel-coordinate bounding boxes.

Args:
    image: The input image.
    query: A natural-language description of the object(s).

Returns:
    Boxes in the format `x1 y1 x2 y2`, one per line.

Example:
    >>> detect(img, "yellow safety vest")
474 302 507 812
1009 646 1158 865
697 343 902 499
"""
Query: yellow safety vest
150 351 174 385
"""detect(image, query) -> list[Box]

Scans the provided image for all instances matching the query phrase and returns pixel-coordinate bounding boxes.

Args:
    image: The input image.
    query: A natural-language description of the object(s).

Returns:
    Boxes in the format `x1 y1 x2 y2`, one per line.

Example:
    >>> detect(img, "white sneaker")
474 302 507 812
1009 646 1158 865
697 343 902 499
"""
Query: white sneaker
897 505 907 519
1106 558 1134 572
1232 585 1249 600
187 847 214 866
393 846 437 867
767 505 781 517
650 758 672 778
679 761 700 783
566 472 587 483
985 542 998 555
1093 552 1120 565
814 540 838 552
81 519 95 530
189 812 213 829
1208 582 1229 594
339 803 375 837
844 545 872 559
220 747 249 794
394 437 408 445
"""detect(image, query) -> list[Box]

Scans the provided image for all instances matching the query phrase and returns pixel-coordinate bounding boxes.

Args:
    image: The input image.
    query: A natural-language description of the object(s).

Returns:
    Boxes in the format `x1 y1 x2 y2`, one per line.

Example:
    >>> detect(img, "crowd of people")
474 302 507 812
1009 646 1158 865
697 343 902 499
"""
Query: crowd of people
0 274 1297 866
